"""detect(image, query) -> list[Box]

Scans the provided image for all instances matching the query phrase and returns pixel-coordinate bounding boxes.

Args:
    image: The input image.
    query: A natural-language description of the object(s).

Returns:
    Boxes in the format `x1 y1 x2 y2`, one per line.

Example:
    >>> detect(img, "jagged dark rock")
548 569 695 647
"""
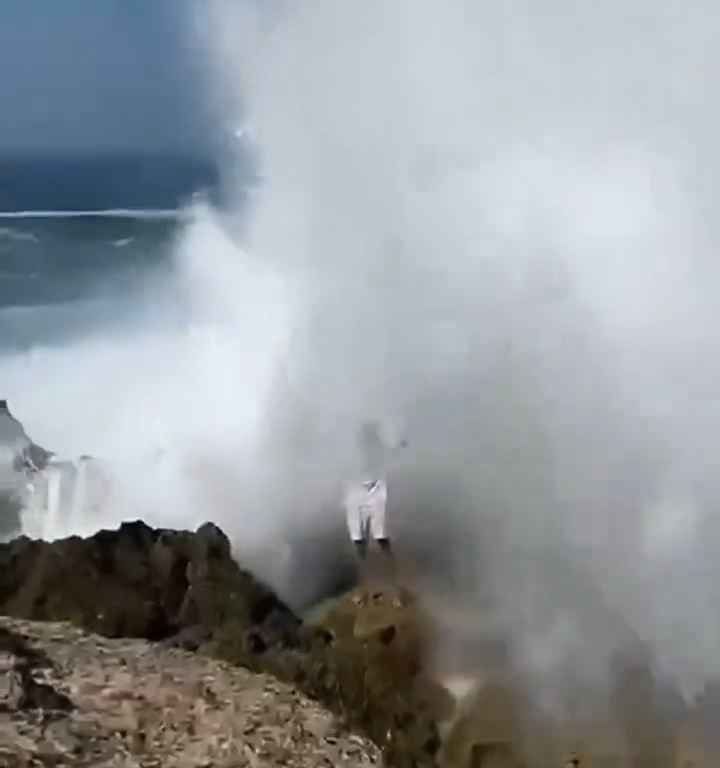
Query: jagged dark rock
0 520 299 652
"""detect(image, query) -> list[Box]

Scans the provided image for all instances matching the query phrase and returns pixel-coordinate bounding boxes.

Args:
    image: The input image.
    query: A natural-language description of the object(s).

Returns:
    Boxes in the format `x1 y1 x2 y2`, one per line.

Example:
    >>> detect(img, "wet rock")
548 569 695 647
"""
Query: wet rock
258 585 440 768
0 492 22 543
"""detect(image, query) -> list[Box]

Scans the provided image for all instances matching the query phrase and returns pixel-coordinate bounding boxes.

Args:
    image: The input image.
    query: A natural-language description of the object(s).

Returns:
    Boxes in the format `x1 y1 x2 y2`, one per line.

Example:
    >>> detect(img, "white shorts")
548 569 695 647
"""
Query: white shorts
344 479 388 541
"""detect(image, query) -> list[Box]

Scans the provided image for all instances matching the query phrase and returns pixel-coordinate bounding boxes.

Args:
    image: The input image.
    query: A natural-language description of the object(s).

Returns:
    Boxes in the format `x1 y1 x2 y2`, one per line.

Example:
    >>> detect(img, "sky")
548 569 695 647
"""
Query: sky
0 0 214 155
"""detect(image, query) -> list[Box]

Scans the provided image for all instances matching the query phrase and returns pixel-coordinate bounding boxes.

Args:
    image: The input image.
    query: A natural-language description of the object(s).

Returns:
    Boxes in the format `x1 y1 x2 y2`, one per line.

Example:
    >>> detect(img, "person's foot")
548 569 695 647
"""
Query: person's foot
376 537 393 557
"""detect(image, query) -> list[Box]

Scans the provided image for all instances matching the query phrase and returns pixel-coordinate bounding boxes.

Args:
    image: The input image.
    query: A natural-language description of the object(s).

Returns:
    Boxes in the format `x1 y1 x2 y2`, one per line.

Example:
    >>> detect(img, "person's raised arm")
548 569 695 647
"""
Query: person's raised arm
387 437 408 467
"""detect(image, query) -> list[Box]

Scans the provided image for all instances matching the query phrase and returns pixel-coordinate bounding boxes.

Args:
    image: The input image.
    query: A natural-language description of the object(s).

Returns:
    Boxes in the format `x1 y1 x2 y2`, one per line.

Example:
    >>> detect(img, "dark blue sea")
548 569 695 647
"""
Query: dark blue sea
0 153 227 351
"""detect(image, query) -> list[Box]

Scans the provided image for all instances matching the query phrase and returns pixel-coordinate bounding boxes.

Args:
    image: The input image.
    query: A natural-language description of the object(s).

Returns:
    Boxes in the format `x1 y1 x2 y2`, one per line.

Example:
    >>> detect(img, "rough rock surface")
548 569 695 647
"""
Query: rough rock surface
0 615 382 767
0 522 440 768
211 583 443 768
1 521 714 767
0 520 299 652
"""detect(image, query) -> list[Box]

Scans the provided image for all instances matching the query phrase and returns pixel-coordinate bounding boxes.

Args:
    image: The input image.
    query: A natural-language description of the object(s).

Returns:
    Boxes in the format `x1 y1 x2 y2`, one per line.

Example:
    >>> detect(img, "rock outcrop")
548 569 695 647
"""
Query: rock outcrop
0 615 381 767
1 521 716 767
226 584 446 768
0 399 53 542
0 520 299 652
0 521 440 768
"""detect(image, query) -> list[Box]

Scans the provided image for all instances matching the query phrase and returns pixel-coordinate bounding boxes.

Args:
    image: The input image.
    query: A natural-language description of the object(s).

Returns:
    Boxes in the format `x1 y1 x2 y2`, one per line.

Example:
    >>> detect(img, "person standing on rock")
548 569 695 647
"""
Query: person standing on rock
343 420 407 565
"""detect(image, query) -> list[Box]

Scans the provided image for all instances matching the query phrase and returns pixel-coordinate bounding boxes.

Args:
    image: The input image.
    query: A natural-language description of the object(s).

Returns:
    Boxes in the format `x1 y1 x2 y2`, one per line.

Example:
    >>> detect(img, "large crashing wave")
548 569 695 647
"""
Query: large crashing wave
0 201 293 542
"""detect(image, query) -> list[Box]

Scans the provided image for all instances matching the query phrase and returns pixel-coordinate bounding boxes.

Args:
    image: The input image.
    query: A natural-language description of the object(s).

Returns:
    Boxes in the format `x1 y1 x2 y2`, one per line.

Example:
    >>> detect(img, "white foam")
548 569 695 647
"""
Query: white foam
0 209 183 221
112 237 135 247
0 227 39 243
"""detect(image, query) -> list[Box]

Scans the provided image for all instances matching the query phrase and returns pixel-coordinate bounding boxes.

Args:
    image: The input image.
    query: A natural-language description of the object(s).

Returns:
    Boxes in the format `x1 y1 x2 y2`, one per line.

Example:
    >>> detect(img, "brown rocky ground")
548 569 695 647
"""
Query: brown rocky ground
0 615 381 768
1 522 717 768
0 522 439 768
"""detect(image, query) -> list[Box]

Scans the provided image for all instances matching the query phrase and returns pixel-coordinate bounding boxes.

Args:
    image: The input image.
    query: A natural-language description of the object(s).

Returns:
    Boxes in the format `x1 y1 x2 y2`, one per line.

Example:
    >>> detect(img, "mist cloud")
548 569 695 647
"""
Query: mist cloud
201 0 720 700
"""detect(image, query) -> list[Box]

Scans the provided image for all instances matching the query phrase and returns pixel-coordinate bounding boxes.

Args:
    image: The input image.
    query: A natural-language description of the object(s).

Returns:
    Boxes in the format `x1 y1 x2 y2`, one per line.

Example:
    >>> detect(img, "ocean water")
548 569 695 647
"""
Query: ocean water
0 154 222 351
0 212 182 351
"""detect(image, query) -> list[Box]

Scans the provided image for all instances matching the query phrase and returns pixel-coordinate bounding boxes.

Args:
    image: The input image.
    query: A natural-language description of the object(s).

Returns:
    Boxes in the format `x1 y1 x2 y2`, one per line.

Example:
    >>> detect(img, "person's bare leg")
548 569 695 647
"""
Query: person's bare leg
375 537 397 584
351 536 370 602
354 538 368 560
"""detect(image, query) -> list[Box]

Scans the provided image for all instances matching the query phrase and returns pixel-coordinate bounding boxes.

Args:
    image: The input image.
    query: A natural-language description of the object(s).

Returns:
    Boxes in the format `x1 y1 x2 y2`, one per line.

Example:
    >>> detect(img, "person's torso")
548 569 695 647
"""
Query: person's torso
357 436 388 482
